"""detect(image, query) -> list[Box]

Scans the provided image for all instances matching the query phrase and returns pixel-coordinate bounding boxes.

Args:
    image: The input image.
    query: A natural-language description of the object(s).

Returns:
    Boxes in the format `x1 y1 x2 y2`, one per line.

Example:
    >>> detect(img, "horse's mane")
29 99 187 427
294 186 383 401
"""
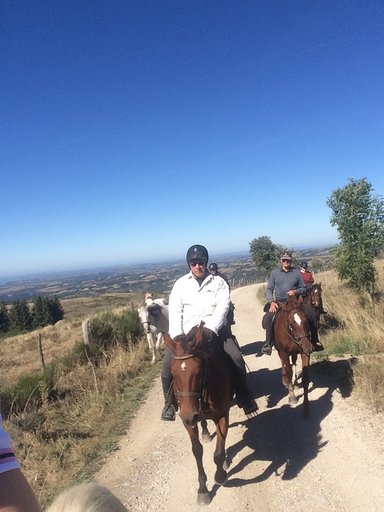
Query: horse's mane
173 325 211 357
279 294 303 311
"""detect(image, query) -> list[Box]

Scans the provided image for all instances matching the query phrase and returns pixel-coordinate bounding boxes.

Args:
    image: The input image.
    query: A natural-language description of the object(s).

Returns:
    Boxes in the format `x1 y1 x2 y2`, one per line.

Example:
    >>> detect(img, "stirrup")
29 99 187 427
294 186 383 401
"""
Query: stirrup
243 399 258 416
261 343 272 355
161 405 176 421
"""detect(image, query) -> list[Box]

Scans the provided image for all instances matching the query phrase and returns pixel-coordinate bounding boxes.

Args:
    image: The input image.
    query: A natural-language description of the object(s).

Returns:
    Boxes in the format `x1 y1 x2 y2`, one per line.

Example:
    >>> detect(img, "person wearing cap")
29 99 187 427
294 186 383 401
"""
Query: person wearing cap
299 261 314 287
208 262 235 325
261 252 324 356
160 244 257 421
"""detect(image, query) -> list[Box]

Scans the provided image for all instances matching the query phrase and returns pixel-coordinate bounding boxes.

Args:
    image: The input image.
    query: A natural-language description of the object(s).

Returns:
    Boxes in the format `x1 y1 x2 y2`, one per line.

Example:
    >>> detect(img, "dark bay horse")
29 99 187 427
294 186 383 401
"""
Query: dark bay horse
274 295 313 415
302 282 324 328
163 325 234 505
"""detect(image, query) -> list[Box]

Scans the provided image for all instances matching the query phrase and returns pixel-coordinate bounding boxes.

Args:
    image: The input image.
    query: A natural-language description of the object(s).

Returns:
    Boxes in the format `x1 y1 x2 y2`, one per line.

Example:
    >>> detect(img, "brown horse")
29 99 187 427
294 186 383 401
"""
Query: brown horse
163 325 234 505
302 282 324 328
274 295 313 415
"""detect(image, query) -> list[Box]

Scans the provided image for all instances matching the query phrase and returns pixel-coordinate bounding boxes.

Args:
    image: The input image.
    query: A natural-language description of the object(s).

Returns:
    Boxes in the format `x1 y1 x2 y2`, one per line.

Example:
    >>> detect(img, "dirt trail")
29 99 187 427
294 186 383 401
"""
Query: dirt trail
97 284 384 511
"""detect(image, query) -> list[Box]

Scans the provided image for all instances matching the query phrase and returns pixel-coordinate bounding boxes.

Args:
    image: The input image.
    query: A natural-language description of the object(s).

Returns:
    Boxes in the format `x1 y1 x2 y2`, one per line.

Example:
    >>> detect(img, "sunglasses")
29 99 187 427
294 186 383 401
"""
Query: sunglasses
190 260 205 267
281 259 291 263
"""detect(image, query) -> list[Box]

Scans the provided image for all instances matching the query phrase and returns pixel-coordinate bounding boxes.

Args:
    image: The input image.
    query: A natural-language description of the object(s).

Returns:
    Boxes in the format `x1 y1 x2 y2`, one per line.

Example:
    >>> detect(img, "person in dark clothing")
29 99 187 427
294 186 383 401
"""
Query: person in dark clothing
208 262 235 325
261 252 324 356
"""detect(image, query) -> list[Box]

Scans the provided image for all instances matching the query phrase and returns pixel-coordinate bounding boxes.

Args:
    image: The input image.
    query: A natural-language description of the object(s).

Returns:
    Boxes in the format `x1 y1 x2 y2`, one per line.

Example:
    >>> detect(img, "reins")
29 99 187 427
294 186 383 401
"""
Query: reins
172 351 210 404
285 309 311 347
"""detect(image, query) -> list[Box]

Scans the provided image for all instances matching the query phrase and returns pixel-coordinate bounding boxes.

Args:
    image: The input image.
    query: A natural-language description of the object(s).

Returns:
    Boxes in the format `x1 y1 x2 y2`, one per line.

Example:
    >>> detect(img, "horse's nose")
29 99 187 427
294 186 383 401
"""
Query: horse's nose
183 413 199 427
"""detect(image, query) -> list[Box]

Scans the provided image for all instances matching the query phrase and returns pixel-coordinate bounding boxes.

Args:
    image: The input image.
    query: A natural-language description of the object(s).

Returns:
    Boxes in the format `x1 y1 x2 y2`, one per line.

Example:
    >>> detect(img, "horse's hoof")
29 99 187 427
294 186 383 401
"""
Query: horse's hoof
202 432 212 443
197 493 211 505
214 469 228 486
289 396 298 405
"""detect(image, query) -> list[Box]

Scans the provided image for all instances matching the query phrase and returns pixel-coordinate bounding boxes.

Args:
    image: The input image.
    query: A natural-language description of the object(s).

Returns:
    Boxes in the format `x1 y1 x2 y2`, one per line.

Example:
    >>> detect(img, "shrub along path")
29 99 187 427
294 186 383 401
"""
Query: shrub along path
96 283 384 512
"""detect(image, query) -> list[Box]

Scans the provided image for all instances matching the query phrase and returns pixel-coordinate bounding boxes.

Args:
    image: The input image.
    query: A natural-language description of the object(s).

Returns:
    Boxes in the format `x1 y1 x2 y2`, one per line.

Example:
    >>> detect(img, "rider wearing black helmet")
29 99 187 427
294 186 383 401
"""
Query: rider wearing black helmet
208 262 218 273
160 244 257 421
299 261 314 287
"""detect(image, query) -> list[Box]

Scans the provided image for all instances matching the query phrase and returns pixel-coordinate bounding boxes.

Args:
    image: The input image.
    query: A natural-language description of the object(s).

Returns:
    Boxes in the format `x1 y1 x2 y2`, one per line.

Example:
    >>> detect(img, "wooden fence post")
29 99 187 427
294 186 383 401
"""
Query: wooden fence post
38 333 45 370
82 318 90 345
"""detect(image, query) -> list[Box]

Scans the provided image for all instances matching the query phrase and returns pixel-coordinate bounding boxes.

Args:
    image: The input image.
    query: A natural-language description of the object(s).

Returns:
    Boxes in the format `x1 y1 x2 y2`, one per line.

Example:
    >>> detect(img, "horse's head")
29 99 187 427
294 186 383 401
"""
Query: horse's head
163 325 208 426
138 305 151 334
144 293 154 306
310 282 322 309
279 296 312 354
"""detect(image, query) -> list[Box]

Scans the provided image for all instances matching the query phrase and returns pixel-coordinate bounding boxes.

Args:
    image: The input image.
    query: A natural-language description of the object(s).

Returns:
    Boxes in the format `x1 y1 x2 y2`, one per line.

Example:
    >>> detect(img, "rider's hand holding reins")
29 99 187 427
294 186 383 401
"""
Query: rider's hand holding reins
269 301 278 313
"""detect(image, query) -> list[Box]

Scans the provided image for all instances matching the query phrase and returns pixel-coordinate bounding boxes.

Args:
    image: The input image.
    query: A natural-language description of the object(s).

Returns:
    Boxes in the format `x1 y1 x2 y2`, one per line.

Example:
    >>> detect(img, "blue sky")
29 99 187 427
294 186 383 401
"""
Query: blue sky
2 1 384 277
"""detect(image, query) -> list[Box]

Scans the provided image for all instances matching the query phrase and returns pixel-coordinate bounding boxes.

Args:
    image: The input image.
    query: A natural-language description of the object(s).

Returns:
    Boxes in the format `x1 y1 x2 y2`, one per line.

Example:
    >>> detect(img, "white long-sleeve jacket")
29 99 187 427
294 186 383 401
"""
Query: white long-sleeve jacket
168 271 230 338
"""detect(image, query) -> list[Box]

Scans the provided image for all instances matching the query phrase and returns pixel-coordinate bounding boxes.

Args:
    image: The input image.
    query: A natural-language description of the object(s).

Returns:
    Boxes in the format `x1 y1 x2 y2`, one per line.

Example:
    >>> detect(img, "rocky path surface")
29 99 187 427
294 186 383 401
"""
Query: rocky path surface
97 284 384 511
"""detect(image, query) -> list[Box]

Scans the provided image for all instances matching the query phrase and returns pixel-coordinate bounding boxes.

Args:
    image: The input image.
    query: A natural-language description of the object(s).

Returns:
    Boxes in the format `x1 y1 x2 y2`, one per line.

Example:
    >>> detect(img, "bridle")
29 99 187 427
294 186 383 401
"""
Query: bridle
286 310 311 347
172 352 206 403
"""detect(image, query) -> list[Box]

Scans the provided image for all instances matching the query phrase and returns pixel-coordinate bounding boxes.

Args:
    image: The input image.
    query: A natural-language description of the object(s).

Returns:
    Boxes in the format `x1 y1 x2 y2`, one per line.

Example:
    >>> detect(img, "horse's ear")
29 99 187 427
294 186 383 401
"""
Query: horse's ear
163 332 176 352
194 324 204 347
298 295 303 304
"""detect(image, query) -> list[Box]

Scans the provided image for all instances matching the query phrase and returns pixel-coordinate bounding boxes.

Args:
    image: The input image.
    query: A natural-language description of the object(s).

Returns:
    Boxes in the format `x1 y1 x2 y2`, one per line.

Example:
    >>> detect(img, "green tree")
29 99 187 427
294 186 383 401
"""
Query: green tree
311 258 324 273
0 301 9 333
327 177 384 294
33 296 64 327
33 296 51 327
249 236 285 277
8 299 33 333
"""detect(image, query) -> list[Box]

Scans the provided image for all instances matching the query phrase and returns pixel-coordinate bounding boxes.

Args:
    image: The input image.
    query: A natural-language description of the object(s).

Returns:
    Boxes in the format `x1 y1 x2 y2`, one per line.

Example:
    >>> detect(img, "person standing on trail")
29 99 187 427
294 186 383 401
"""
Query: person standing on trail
160 244 257 421
260 251 324 356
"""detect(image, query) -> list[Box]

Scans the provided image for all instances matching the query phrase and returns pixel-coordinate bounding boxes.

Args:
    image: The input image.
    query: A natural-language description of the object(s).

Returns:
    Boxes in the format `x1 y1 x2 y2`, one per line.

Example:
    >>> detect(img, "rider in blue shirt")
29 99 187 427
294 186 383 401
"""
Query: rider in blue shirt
261 252 324 355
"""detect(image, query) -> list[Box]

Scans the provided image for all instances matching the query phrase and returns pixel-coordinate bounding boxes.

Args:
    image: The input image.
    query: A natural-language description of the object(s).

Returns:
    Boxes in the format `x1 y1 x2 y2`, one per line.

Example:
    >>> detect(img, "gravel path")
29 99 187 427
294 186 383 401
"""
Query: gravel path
97 283 384 511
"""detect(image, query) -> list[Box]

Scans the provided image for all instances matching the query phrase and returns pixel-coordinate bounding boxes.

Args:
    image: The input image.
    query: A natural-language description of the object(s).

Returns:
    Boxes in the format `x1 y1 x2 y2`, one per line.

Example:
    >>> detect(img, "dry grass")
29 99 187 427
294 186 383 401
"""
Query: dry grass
317 264 384 412
5 340 161 507
1 291 158 508
0 292 144 387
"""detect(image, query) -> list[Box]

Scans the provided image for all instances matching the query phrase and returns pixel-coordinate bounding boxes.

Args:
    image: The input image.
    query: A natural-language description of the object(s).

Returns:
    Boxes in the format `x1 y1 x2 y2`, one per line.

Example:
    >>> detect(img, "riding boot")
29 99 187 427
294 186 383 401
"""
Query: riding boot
305 310 324 351
161 375 176 421
261 313 273 355
221 336 258 415
234 370 258 415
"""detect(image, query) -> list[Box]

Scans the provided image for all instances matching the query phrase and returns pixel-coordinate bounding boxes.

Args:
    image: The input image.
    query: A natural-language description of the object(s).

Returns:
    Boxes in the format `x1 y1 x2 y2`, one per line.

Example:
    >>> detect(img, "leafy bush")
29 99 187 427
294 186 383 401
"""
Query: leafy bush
89 309 143 349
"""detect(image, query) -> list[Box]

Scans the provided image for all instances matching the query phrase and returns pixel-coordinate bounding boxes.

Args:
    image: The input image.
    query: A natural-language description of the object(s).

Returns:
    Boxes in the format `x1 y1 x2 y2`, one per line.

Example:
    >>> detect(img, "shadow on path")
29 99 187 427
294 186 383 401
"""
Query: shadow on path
211 356 355 494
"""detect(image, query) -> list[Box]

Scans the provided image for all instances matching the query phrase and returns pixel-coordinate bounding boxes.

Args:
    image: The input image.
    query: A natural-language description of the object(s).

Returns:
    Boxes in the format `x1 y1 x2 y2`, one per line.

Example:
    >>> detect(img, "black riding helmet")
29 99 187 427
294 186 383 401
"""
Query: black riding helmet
209 262 218 272
300 261 308 269
186 244 209 264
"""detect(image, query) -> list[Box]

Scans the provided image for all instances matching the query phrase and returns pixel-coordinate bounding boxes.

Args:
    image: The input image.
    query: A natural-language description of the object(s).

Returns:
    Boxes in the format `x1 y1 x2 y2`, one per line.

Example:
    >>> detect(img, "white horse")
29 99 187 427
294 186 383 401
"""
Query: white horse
46 481 127 512
138 293 169 363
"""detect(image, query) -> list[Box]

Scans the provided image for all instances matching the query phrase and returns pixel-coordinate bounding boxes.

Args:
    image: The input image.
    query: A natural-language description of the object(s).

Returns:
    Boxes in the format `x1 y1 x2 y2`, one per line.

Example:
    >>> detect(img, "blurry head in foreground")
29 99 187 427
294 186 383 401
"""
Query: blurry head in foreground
46 482 128 512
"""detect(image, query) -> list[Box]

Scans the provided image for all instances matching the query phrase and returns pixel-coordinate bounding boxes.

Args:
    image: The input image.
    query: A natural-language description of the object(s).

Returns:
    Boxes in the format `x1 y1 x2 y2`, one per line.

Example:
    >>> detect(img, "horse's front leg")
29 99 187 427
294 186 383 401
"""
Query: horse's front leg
146 332 156 364
201 419 211 443
279 353 297 404
301 354 310 416
155 331 162 350
185 424 210 505
213 414 229 486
